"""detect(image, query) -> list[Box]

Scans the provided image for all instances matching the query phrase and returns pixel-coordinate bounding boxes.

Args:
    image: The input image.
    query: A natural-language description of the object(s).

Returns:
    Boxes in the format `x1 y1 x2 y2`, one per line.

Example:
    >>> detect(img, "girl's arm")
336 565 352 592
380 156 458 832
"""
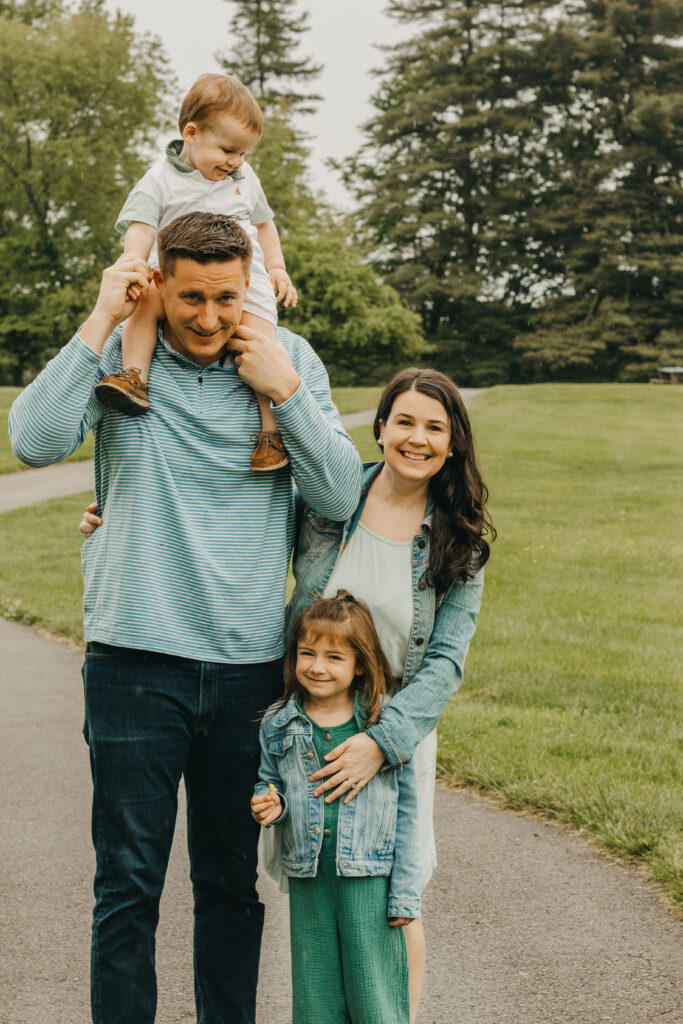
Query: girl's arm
256 220 297 307
252 724 289 824
388 760 422 921
367 570 484 768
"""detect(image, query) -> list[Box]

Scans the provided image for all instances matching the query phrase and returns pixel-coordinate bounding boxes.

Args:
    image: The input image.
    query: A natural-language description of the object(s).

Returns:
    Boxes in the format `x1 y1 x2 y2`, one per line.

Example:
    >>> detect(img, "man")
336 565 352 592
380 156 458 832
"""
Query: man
9 212 362 1024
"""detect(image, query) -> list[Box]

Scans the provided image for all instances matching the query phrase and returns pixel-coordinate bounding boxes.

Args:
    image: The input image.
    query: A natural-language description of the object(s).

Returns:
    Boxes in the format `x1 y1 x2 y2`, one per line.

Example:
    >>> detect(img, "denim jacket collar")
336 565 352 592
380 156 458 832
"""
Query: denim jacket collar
267 692 367 731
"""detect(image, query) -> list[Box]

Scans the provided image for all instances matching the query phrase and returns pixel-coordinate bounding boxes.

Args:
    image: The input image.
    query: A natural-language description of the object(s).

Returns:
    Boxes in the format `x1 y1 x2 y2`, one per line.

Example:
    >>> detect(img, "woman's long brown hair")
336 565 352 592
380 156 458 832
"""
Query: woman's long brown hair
280 591 393 726
374 368 496 594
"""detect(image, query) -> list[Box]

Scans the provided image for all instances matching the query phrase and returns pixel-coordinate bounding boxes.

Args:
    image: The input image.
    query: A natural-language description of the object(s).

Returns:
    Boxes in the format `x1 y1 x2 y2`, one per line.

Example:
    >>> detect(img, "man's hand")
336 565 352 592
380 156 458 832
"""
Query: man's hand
269 268 298 308
79 255 153 354
251 791 283 826
229 324 301 406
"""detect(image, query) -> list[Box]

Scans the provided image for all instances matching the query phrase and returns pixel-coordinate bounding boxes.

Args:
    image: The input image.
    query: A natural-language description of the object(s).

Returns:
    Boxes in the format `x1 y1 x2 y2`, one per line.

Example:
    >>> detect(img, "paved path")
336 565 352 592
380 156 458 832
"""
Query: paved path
0 392 483 513
1 617 680 1024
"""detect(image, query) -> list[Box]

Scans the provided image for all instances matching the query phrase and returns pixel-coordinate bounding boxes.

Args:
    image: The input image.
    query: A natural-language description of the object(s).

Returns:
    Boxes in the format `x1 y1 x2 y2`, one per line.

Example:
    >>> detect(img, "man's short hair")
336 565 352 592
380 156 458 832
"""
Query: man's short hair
157 212 253 277
178 73 263 136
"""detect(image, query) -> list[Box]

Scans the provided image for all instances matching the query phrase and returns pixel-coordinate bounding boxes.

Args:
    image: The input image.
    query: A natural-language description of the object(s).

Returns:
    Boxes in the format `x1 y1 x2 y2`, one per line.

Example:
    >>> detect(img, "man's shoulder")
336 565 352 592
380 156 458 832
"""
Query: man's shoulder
275 326 314 364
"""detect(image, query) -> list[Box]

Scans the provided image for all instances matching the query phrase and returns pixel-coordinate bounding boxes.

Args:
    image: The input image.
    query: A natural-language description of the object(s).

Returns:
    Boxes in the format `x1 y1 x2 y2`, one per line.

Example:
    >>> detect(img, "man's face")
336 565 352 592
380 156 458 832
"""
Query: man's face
154 258 250 368
181 114 260 182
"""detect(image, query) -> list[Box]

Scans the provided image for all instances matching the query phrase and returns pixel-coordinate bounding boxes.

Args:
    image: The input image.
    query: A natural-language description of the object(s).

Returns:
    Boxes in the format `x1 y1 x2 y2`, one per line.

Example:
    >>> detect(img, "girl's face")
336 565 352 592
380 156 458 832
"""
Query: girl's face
379 389 451 484
295 631 357 704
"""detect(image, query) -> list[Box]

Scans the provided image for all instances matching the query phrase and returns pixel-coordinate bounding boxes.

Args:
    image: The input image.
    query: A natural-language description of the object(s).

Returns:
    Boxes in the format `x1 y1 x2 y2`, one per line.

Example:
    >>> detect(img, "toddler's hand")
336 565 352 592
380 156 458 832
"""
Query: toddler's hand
269 268 297 308
388 917 415 928
251 790 283 826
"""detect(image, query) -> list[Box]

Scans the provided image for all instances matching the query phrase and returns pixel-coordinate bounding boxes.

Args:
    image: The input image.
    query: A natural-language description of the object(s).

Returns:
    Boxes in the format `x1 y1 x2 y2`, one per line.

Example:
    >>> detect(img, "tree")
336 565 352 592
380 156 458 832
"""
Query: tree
217 0 426 383
516 0 683 380
218 0 322 114
341 0 562 385
0 0 173 384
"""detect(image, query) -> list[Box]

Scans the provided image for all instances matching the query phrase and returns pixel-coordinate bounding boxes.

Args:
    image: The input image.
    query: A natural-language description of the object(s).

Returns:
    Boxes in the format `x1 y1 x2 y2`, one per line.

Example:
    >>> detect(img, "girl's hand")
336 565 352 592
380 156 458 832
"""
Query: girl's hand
389 917 414 928
310 732 385 804
251 791 283 826
79 502 102 538
269 268 298 308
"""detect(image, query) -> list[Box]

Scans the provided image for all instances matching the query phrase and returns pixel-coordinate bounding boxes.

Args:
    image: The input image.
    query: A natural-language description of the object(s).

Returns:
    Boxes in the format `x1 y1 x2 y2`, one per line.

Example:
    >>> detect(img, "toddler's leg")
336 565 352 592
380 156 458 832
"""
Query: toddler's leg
240 310 290 472
95 285 164 415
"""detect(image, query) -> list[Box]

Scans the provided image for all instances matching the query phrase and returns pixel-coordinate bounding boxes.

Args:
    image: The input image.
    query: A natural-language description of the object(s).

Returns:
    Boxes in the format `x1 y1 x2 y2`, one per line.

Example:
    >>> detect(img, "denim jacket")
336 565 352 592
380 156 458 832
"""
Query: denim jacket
286 462 484 767
254 695 422 919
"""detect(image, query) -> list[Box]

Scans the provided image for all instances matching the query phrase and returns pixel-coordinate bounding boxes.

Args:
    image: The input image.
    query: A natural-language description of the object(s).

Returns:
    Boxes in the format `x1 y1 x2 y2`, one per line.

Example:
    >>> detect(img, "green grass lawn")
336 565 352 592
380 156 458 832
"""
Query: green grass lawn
0 385 378 474
1 384 681 909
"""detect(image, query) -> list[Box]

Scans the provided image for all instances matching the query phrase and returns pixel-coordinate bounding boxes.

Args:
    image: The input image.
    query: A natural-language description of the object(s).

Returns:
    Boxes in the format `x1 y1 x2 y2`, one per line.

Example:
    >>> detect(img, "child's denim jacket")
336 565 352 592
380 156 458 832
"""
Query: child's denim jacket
286 462 484 767
254 695 422 920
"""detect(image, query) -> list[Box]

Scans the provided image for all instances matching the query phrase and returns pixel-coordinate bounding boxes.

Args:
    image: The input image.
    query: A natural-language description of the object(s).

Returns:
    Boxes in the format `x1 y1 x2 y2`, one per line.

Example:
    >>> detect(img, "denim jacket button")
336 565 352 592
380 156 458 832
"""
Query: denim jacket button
415 637 424 645
343 862 351 869
312 827 320 835
417 538 426 549
418 582 426 591
344 827 351 835
304 752 314 760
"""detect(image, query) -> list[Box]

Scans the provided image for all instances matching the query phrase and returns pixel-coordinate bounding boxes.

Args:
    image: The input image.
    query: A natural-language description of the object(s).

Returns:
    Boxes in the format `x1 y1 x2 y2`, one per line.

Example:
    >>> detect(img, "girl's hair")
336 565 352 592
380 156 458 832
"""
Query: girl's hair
178 73 263 136
374 367 496 594
281 591 393 725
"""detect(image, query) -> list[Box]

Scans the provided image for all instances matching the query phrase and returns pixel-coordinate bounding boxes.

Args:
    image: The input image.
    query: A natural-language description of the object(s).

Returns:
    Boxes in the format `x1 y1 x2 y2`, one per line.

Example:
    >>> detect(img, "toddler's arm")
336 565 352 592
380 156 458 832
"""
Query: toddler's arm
256 220 297 308
252 721 290 825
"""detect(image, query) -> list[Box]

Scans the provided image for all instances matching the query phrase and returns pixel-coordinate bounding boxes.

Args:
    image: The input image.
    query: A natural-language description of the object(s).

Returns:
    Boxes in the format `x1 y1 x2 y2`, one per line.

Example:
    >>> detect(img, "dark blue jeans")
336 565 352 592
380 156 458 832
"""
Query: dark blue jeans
82 642 283 1024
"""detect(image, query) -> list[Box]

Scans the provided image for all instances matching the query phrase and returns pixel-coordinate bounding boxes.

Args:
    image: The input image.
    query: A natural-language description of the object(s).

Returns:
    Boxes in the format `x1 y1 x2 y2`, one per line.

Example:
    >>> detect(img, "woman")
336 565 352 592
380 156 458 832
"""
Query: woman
286 367 493 1018
80 366 494 1021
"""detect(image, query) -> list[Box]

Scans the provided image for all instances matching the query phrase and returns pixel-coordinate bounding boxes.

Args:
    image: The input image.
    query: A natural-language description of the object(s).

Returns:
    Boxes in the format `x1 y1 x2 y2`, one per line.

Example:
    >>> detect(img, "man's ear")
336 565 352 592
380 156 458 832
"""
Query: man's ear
152 268 164 291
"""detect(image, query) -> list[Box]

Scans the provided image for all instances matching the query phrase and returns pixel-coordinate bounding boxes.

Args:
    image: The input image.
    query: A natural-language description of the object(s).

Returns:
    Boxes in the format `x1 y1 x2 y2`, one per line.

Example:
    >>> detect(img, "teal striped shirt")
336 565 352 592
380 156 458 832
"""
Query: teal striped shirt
9 327 362 663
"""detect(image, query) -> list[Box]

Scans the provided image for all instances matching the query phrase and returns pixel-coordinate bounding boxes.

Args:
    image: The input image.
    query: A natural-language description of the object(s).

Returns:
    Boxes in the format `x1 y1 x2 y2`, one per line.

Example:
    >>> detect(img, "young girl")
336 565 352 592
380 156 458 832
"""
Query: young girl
251 591 421 1024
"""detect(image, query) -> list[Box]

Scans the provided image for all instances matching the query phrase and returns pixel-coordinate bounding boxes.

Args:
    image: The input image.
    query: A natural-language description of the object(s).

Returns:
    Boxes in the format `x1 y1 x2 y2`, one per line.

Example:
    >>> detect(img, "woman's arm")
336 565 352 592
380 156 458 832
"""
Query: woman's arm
388 759 422 921
367 570 484 767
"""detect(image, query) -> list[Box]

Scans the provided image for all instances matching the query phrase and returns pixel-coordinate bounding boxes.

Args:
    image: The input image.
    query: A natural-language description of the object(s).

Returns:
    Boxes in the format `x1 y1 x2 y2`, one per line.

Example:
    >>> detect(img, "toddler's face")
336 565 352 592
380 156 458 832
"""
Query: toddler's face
181 113 260 183
295 632 357 705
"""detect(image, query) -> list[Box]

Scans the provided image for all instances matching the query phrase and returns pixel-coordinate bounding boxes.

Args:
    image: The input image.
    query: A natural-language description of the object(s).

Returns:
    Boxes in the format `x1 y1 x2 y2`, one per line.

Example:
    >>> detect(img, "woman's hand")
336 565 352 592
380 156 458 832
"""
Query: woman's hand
79 502 102 538
310 732 386 804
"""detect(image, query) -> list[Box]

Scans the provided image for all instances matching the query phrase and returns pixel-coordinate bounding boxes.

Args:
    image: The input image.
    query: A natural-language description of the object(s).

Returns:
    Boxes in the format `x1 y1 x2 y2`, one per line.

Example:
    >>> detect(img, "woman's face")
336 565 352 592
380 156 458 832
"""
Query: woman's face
379 389 451 484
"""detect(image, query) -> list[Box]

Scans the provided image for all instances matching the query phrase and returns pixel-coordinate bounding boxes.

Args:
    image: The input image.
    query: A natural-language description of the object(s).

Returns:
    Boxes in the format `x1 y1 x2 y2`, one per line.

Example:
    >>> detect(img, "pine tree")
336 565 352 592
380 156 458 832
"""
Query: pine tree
517 0 683 380
342 0 562 384
218 0 322 114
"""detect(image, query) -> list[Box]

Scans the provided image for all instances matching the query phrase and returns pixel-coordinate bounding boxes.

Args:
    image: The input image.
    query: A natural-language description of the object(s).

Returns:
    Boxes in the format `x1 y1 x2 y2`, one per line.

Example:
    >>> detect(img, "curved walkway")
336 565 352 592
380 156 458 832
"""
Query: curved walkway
2 387 681 1021
0 617 680 1023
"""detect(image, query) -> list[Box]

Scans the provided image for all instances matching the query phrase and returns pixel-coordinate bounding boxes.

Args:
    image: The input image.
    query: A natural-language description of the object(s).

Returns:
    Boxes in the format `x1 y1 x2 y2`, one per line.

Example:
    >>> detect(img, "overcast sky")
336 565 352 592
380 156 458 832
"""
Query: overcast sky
102 0 409 208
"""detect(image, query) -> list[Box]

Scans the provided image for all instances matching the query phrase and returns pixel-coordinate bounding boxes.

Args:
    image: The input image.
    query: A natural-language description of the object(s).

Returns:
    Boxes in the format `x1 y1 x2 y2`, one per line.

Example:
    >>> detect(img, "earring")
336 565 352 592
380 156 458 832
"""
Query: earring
447 452 453 458
378 439 384 447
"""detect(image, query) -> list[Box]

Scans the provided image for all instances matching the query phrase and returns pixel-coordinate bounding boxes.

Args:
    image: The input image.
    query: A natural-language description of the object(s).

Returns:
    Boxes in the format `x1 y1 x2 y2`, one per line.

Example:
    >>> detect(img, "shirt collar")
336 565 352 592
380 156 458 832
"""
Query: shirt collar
165 139 245 181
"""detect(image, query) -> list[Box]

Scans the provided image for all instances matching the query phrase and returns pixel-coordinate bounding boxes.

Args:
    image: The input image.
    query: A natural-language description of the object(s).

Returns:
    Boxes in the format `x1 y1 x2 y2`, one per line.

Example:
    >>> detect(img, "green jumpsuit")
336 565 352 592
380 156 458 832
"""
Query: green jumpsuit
288 716 410 1024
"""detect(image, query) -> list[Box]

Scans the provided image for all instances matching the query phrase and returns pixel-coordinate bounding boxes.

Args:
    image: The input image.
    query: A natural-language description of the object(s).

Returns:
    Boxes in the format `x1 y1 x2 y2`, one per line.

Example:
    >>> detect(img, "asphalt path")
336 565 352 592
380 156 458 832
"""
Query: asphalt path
2 387 681 1021
1 617 680 1024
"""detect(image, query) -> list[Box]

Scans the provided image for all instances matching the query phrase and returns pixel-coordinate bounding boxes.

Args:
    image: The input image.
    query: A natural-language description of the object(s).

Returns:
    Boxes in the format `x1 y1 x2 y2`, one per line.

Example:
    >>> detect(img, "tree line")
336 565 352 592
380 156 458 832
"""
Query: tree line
1 0 682 387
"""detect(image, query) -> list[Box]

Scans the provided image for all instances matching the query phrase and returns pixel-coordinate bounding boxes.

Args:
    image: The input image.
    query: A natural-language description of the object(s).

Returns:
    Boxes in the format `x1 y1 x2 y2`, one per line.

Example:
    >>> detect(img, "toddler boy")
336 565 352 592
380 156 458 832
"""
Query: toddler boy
96 73 297 471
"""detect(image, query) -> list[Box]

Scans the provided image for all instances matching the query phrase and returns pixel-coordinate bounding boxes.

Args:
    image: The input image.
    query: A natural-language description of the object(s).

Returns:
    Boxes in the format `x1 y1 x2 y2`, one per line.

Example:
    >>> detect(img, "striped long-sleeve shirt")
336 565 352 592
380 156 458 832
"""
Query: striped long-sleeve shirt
9 326 362 663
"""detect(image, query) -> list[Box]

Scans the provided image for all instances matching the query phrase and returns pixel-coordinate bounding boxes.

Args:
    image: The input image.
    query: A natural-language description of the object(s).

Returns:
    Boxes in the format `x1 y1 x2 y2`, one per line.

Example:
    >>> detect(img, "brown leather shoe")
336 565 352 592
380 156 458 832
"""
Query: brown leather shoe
250 431 290 471
95 368 150 415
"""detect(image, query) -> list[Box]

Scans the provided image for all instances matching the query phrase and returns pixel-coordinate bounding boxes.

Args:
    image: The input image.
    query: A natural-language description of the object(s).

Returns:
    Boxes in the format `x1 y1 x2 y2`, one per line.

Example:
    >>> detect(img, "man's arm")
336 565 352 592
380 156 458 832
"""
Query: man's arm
229 324 362 521
9 255 152 467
